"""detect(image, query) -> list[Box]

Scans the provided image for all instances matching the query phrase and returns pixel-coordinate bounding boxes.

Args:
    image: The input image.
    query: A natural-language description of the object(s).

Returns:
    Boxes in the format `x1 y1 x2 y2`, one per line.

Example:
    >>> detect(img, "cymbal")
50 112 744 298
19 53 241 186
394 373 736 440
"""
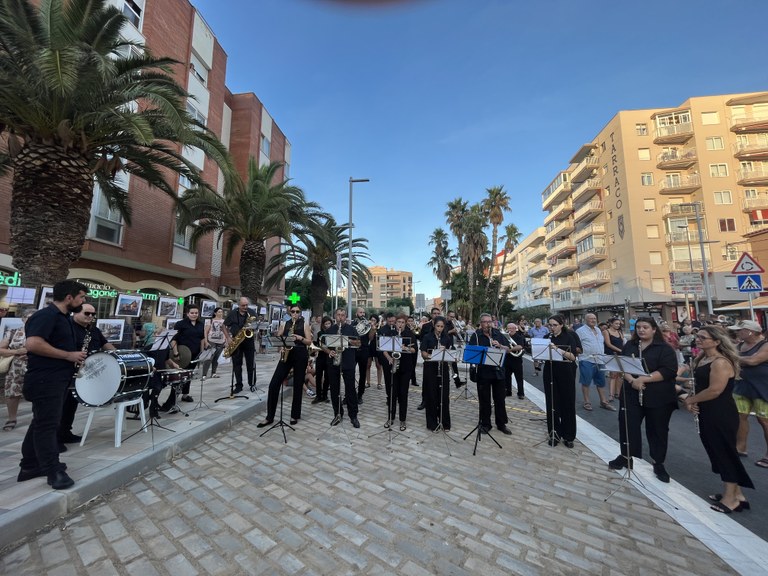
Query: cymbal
177 345 192 368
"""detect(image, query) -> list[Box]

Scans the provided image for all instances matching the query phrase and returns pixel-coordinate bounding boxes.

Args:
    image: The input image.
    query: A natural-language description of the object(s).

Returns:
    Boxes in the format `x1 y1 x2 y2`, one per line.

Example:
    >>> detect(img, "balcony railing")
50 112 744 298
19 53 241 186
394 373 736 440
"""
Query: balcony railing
544 199 574 225
571 178 601 202
669 259 711 272
579 270 611 286
653 122 694 143
574 222 605 242
528 260 548 277
580 291 613 305
665 230 708 244
746 222 768 235
571 155 600 182
576 246 607 263
662 202 706 218
573 200 603 223
547 239 577 258
527 244 547 262
545 217 575 241
656 147 697 169
743 196 768 211
551 259 578 276
659 174 701 194
733 141 768 159
552 279 579 293
737 168 768 185
729 114 768 133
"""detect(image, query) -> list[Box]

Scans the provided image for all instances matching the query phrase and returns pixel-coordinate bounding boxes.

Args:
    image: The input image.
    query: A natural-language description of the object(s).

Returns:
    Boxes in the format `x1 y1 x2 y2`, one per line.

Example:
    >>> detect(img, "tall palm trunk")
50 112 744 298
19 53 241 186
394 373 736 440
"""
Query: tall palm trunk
10 144 94 287
240 239 266 303
494 250 509 316
310 267 329 318
467 262 475 325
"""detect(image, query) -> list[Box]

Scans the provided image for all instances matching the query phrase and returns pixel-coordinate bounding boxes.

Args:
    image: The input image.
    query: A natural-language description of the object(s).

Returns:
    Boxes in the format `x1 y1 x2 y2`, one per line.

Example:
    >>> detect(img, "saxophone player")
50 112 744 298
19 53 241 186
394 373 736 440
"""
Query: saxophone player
223 297 258 393
257 306 313 428
322 308 361 428
504 322 526 399
385 314 417 431
59 303 115 447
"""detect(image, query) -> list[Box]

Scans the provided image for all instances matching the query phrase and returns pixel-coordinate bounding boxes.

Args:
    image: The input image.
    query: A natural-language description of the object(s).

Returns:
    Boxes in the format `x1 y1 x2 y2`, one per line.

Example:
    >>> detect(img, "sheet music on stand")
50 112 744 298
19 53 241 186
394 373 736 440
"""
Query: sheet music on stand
320 334 359 349
429 349 458 363
266 335 297 348
461 344 506 366
149 330 176 351
591 354 650 376
377 335 410 352
531 337 568 362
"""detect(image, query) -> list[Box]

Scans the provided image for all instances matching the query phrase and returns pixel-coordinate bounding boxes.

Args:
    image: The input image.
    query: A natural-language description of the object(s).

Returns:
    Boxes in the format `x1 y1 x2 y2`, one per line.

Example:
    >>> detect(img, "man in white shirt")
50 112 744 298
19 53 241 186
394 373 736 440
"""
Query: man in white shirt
575 314 615 411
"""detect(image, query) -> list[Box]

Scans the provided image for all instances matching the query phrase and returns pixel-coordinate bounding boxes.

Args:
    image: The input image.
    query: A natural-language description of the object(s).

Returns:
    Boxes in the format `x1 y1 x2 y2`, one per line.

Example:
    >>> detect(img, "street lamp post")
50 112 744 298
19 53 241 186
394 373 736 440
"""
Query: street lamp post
677 224 698 319
677 202 713 317
348 177 369 320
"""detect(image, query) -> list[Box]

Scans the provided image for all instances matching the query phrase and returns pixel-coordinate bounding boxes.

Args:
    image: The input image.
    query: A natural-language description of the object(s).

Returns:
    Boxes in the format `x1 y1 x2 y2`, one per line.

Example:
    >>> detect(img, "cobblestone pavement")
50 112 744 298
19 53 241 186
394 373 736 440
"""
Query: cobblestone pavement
0 364 750 576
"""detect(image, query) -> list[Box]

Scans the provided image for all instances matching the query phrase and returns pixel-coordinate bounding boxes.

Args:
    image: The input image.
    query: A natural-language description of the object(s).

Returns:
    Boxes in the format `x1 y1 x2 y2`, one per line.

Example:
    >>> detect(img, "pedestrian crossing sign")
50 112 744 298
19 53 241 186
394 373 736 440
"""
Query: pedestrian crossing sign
737 274 763 292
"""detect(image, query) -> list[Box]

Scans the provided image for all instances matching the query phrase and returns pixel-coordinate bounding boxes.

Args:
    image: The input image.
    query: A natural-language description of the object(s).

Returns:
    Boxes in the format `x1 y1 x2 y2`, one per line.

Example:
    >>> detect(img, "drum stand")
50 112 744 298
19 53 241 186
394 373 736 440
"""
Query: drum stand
259 380 293 443
190 375 224 413
215 360 249 403
124 391 175 448
167 382 189 417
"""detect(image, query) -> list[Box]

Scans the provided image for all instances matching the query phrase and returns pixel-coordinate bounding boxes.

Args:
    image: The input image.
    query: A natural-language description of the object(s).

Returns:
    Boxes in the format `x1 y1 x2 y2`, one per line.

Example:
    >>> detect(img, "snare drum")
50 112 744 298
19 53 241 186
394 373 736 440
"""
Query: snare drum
73 350 153 407
156 369 194 388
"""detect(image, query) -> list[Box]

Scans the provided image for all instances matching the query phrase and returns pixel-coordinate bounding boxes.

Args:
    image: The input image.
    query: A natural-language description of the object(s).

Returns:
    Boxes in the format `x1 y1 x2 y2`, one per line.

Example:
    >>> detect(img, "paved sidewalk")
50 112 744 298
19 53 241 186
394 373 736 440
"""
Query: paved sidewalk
0 355 767 574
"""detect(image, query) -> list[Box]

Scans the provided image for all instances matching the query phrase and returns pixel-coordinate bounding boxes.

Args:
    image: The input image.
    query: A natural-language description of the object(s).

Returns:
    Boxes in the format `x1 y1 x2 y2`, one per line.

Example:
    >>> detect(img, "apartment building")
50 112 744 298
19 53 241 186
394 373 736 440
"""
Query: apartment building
497 227 550 310
507 92 768 323
350 266 414 310
0 0 290 321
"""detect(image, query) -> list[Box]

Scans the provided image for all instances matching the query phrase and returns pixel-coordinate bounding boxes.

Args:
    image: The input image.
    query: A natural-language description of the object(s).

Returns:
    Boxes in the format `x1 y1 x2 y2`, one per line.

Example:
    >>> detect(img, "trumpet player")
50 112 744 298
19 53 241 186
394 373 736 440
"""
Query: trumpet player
352 307 376 405
59 303 114 447
384 314 416 430
323 308 361 428
312 316 334 404
223 297 258 393
258 306 313 428
503 322 526 399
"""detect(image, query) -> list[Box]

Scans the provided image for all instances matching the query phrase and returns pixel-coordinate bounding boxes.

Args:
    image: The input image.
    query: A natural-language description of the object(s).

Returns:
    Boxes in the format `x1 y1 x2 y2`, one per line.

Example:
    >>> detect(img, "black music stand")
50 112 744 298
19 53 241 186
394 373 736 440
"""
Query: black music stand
530 338 570 448
369 335 410 445
419 348 459 454
453 343 478 402
215 341 251 403
317 333 357 444
259 334 299 443
462 345 505 455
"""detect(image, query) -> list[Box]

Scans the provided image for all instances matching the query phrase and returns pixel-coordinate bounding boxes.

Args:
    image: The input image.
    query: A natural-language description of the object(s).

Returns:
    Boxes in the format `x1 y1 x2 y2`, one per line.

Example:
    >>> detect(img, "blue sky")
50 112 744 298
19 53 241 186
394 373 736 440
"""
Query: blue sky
190 0 767 300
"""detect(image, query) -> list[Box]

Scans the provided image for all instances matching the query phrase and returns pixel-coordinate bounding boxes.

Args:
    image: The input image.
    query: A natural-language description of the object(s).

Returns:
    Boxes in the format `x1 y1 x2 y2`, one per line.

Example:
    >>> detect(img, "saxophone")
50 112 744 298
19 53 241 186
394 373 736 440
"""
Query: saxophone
74 325 93 377
223 315 257 358
280 318 296 363
333 324 343 366
391 328 402 373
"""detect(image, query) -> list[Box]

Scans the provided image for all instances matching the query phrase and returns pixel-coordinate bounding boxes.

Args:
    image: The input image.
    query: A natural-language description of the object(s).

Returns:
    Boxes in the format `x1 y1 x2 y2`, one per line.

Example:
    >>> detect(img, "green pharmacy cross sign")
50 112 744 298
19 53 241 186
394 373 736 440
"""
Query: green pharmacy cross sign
287 292 301 305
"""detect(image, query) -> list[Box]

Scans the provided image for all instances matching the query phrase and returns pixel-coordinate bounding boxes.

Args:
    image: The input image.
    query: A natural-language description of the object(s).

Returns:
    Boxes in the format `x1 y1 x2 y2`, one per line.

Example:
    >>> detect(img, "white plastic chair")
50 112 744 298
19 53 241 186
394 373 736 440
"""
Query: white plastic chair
79 397 147 448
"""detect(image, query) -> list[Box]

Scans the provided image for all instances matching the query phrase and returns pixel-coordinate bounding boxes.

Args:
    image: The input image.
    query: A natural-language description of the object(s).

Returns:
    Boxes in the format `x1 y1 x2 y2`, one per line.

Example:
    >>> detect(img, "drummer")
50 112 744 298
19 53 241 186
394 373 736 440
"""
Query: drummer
168 304 205 403
58 303 115 448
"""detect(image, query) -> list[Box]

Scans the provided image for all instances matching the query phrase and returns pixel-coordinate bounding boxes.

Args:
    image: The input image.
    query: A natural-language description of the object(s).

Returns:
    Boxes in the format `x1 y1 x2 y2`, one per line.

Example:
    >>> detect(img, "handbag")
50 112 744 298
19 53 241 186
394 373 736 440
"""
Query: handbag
0 354 13 374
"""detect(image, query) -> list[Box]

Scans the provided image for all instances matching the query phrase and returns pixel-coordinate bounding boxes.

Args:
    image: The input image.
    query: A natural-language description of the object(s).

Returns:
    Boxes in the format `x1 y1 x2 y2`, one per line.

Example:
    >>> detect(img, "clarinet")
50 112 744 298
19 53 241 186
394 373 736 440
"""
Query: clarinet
74 326 93 377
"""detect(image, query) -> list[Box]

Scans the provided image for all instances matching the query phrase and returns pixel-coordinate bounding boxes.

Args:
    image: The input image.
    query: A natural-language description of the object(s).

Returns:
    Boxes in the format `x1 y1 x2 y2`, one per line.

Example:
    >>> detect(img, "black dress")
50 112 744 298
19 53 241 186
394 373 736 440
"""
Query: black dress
694 363 754 488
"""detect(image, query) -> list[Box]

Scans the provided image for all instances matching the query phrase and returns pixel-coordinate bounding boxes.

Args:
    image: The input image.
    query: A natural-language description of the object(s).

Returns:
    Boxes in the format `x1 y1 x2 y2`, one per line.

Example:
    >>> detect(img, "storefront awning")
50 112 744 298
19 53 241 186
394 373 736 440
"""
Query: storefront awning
714 296 768 311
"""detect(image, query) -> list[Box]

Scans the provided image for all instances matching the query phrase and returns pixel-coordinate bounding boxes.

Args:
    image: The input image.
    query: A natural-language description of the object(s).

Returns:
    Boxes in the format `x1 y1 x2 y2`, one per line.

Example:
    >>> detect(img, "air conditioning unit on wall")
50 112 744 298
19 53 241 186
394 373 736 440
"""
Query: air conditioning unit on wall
218 285 231 297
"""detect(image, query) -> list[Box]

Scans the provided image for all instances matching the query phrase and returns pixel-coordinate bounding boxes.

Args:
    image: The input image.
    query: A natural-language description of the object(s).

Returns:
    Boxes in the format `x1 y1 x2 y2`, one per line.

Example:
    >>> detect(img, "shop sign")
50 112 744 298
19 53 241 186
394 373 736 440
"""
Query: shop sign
0 271 21 287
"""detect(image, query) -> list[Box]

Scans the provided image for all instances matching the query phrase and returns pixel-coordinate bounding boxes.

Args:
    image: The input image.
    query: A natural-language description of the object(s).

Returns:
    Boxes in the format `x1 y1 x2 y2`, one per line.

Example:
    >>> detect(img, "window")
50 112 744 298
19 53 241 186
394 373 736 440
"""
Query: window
721 247 739 261
189 53 208 86
731 105 746 120
260 134 270 157
643 198 656 212
611 259 617 270
744 189 759 199
701 111 720 125
608 234 615 245
719 218 736 232
709 163 728 177
186 101 207 126
636 123 648 136
651 278 666 293
641 173 654 186
706 136 724 151
174 211 193 249
714 190 732 205
646 225 660 239
649 252 662 265
122 0 143 28
638 148 651 161
754 103 768 120
88 185 124 245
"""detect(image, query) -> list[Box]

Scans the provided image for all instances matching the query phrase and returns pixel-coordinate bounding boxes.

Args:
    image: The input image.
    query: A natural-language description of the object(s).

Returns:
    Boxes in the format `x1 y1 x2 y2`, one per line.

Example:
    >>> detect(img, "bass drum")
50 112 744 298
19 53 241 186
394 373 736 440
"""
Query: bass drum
73 350 153 407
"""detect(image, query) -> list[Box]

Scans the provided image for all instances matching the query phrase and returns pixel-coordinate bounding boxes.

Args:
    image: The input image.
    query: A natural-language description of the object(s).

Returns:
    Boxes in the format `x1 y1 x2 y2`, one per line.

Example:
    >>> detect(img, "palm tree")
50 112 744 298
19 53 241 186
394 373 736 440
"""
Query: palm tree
445 198 469 271
462 204 488 323
0 0 233 286
495 223 522 315
427 227 455 287
178 159 325 303
263 216 372 318
482 185 511 277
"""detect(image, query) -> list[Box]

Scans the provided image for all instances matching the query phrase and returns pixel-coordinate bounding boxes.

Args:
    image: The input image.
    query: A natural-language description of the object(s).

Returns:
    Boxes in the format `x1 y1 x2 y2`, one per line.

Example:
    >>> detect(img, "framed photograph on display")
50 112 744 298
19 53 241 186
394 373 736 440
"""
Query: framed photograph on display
200 300 217 318
38 286 54 309
166 318 180 330
0 317 23 342
114 294 143 317
96 319 125 343
157 296 179 318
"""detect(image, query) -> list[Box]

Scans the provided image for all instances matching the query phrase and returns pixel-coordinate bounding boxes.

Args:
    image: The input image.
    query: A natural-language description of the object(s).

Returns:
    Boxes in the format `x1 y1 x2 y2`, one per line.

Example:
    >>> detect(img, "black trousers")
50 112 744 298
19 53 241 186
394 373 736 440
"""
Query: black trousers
59 389 79 438
315 354 329 400
381 358 393 404
21 376 68 474
266 347 308 421
618 398 676 464
543 366 576 442
505 358 524 396
329 365 357 418
355 351 369 399
231 341 255 388
424 363 451 430
478 377 508 428
389 367 410 422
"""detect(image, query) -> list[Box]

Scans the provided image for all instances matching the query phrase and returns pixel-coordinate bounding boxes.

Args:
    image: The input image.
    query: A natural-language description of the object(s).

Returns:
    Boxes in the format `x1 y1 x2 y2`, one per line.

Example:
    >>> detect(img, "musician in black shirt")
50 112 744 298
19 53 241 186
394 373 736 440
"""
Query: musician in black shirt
322 308 361 428
504 322 527 399
468 313 512 435
223 297 258 392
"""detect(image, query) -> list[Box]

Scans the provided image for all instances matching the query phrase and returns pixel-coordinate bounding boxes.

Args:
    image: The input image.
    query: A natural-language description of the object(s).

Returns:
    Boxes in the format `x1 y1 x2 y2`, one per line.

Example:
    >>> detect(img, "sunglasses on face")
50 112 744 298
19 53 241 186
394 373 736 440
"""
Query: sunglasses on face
290 310 301 314
83 311 96 316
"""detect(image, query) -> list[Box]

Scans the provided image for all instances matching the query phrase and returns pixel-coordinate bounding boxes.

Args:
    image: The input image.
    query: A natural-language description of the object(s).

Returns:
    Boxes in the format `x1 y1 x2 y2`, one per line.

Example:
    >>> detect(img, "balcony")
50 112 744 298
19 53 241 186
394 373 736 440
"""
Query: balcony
547 239 577 259
744 196 768 212
664 229 708 245
573 222 605 243
550 258 579 277
545 217 575 242
746 222 768 235
527 244 547 262
653 122 694 144
733 141 768 161
729 114 768 134
659 174 701 195
528 260 548 277
577 246 608 265
669 259 711 272
737 168 768 186
530 279 549 292
581 291 613 306
656 148 697 170
573 200 603 224
571 155 600 182
662 202 706 218
552 278 579 293
544 200 574 225
571 178 601 203
579 270 611 288
542 173 572 210
553 291 582 310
